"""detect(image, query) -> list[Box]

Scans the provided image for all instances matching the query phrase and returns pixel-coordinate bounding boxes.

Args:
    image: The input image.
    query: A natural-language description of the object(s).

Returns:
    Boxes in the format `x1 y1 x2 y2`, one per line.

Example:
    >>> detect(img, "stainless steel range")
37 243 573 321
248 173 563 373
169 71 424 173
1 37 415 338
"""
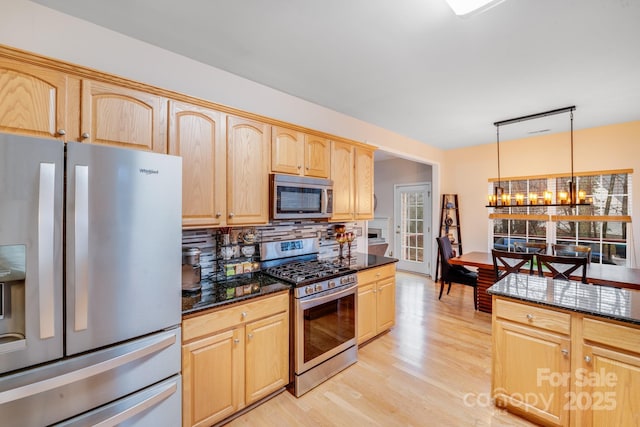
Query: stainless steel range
261 238 357 397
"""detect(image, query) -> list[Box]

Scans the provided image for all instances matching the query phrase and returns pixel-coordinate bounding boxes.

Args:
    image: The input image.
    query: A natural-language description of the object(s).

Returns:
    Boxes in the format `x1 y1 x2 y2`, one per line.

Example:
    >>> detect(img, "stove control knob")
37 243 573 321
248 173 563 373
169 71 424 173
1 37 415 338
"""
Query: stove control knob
315 284 323 292
328 281 336 289
305 286 314 295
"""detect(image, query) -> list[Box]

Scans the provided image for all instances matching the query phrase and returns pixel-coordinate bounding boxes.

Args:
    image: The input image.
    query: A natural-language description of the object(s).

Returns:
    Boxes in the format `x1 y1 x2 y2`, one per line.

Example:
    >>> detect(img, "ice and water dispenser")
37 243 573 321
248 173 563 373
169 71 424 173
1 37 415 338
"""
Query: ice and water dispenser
0 245 26 352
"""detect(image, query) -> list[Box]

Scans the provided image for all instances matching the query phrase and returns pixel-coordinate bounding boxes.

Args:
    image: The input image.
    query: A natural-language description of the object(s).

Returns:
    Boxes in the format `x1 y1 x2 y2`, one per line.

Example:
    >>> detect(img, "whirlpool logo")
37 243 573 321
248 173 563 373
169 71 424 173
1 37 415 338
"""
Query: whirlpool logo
139 168 159 175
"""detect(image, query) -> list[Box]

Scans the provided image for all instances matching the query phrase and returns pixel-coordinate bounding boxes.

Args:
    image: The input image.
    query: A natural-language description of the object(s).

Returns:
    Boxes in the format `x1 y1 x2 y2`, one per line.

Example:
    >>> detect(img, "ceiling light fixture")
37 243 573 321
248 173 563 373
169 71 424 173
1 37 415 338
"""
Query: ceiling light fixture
445 0 507 17
486 106 592 208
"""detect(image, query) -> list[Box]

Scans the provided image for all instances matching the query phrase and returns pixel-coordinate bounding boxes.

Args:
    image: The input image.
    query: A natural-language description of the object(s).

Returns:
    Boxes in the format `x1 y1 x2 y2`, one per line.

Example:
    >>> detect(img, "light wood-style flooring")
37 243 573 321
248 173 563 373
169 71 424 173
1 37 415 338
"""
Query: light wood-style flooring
227 272 536 426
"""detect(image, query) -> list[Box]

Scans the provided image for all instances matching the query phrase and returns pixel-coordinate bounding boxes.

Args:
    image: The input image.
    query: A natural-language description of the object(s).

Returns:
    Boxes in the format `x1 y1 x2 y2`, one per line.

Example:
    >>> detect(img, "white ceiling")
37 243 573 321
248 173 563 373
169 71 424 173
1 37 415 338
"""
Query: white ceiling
32 0 640 152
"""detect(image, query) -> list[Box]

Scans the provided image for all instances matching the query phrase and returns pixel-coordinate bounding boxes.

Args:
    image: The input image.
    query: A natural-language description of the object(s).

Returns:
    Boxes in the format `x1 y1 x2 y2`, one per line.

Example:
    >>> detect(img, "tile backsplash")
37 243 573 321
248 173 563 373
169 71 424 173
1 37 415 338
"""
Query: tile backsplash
182 221 363 280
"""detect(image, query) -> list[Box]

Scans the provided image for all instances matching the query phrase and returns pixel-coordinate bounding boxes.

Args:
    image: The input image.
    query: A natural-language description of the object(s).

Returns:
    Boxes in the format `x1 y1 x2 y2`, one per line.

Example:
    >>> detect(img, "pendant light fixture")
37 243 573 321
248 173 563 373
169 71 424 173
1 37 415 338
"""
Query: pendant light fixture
486 105 591 208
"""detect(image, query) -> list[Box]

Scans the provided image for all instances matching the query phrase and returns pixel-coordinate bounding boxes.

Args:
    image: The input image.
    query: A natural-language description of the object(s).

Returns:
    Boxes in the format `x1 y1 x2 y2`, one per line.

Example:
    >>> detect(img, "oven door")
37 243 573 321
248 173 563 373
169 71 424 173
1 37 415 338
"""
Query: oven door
294 283 357 375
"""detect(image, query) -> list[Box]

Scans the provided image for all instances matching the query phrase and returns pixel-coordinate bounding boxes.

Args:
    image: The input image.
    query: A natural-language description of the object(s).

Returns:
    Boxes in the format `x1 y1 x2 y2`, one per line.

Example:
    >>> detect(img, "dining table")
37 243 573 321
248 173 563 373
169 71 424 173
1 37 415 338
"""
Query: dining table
449 251 640 313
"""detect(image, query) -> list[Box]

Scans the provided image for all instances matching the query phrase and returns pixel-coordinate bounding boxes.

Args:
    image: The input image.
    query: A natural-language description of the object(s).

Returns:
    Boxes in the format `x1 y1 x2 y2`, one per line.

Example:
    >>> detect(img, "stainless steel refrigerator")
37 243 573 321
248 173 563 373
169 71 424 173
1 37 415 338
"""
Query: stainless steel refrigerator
0 133 182 426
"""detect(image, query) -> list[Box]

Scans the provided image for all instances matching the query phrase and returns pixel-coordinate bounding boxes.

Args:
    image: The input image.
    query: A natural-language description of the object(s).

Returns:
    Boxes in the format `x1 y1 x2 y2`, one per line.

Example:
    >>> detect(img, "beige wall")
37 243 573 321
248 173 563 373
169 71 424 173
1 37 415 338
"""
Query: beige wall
444 121 640 266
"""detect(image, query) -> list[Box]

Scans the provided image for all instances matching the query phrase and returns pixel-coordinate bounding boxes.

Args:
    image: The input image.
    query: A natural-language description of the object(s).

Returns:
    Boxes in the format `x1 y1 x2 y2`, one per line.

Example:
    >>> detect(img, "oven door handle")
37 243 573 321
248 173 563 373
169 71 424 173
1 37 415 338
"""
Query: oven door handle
299 283 357 310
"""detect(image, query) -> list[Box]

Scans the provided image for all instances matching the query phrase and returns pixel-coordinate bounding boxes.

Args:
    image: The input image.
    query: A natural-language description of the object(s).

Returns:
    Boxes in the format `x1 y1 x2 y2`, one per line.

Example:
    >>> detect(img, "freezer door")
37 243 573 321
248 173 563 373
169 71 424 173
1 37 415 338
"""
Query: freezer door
0 133 64 374
65 142 182 355
0 327 181 427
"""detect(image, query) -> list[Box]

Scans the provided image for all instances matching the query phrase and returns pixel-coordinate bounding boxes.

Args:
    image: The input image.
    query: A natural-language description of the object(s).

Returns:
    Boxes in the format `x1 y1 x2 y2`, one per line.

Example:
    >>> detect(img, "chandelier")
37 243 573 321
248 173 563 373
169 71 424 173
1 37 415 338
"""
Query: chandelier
486 106 591 208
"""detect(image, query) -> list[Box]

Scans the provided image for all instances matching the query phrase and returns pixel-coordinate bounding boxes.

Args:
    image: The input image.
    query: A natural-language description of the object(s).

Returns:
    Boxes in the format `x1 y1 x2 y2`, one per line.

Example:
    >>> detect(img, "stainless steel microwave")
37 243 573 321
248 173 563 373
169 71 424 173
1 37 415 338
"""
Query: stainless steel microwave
271 174 333 220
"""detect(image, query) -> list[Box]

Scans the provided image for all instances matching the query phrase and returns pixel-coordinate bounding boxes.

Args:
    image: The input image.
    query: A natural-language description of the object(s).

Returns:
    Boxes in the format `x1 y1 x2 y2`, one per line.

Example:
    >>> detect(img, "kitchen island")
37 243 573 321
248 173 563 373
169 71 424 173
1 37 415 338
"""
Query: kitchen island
488 273 640 426
451 251 640 313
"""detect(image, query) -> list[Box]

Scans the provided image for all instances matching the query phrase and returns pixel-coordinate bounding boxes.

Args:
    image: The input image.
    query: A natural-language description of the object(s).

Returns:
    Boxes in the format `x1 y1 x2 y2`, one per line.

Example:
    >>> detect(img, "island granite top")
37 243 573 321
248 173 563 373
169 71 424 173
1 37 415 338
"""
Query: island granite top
488 273 640 326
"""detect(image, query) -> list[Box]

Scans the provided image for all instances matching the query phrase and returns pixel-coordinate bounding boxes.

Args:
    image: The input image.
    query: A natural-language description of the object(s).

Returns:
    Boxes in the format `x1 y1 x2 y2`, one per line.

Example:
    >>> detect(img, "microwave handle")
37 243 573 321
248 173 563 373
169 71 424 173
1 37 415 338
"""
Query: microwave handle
324 188 333 215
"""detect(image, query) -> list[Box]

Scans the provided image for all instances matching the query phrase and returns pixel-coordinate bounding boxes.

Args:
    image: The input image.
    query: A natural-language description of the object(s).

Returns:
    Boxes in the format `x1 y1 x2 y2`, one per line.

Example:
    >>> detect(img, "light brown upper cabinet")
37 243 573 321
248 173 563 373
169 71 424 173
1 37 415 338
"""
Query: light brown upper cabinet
271 126 330 178
0 57 74 140
330 141 355 221
168 100 226 228
79 79 167 153
330 141 375 221
354 146 374 219
226 115 270 225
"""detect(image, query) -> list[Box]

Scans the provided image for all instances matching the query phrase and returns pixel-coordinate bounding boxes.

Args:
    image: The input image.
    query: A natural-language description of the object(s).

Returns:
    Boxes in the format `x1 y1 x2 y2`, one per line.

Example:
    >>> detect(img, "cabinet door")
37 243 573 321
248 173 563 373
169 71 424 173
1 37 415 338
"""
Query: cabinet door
169 101 225 227
227 115 270 225
330 141 355 221
493 320 571 427
245 311 289 404
182 328 244 427
580 344 640 426
376 277 396 333
354 146 374 220
357 283 377 344
0 57 68 140
80 79 167 153
304 135 330 178
271 125 303 175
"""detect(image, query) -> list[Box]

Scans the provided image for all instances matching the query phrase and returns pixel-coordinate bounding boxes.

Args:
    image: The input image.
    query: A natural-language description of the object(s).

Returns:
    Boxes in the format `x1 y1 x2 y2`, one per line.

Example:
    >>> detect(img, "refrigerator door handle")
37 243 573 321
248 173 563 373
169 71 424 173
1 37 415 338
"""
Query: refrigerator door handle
0 331 177 405
89 379 177 427
38 163 56 339
74 165 90 331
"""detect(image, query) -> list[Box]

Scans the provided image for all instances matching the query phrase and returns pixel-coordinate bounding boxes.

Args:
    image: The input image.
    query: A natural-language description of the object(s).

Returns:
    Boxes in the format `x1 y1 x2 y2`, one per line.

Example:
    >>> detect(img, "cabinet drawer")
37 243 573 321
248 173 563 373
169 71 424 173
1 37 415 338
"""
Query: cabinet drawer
495 298 571 335
583 317 640 354
358 264 395 285
183 291 289 342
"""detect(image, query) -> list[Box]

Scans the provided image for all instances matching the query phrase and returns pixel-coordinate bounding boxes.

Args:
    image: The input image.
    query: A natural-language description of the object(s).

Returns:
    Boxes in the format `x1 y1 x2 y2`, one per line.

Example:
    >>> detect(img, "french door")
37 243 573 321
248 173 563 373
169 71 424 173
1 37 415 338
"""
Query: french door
394 184 431 275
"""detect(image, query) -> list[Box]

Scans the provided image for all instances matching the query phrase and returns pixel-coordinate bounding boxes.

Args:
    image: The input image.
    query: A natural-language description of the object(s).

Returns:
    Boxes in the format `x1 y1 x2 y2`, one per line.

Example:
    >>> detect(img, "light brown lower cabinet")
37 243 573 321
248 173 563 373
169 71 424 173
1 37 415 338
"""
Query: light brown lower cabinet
182 291 289 427
357 263 396 345
492 296 640 427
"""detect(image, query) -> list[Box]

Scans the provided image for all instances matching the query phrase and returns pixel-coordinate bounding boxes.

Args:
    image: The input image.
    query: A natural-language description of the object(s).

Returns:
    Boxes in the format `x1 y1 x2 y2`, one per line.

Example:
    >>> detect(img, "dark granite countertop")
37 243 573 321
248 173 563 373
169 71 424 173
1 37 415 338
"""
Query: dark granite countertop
182 273 290 316
182 253 397 316
488 273 640 326
329 252 399 271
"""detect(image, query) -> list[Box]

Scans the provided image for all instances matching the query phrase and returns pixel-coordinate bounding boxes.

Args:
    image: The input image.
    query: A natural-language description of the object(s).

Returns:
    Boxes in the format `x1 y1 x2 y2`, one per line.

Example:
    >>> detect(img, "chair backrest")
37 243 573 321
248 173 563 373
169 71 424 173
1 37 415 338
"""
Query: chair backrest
436 236 455 277
513 241 547 254
536 254 588 283
491 249 535 281
552 244 592 264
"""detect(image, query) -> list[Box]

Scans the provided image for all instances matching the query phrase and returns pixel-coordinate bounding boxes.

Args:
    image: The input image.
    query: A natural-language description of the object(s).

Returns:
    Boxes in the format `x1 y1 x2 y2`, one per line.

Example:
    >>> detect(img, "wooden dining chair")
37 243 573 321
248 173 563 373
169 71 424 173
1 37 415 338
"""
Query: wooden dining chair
513 241 547 254
552 244 592 264
491 249 535 281
436 236 478 310
536 254 588 283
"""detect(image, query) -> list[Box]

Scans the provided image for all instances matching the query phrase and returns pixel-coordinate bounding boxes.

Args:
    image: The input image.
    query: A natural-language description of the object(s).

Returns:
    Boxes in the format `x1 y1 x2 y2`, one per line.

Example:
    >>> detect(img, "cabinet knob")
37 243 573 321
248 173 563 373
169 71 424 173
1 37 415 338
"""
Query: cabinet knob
305 166 309 170
297 165 302 170
57 129 66 136
561 349 569 357
234 339 240 344
247 333 253 340
229 212 235 218
81 132 90 139
241 311 247 318
216 212 222 218
584 355 592 364
526 314 534 321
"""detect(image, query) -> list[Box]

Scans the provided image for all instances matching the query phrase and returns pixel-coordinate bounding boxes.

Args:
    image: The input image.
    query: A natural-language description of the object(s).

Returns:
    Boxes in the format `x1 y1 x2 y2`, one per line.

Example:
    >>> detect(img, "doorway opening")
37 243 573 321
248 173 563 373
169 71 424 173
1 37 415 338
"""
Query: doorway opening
394 183 432 275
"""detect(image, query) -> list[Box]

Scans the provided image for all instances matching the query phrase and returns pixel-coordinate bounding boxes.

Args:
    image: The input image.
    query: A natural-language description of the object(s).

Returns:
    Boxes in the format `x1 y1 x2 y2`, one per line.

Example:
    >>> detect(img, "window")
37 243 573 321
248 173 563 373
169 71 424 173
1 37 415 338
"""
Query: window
489 170 632 266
